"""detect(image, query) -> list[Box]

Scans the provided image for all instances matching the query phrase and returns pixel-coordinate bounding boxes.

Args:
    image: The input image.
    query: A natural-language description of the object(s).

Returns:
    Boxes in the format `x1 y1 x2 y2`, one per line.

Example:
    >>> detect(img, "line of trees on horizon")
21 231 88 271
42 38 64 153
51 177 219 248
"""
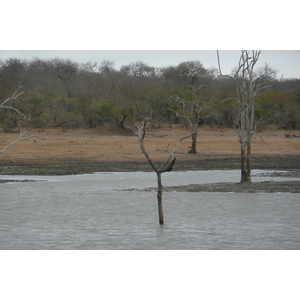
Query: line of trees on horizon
1 56 300 134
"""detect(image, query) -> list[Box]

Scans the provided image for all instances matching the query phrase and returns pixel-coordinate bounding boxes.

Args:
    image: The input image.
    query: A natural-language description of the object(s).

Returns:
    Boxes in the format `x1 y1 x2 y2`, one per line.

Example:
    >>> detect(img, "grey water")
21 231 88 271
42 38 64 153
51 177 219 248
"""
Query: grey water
0 170 299 250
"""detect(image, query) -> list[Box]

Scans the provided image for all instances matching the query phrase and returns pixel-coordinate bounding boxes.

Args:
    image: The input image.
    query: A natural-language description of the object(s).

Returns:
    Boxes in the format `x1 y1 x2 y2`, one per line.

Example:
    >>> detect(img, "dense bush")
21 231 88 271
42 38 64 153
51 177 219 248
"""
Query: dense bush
1 57 299 131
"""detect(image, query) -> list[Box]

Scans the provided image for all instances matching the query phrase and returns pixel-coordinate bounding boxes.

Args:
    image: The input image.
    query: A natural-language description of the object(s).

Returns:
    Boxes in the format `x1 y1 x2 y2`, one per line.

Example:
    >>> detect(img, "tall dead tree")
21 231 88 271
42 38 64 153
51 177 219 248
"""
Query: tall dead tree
125 107 191 225
217 50 280 183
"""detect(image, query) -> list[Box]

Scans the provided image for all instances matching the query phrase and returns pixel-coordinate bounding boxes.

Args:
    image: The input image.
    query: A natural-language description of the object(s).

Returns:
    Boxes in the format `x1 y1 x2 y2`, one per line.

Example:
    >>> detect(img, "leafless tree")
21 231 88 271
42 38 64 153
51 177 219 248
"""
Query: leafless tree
163 61 216 153
217 50 281 183
125 107 191 225
0 86 27 119
47 58 78 83
120 61 157 78
167 85 214 154
46 58 79 97
0 86 48 162
79 61 98 73
98 60 115 75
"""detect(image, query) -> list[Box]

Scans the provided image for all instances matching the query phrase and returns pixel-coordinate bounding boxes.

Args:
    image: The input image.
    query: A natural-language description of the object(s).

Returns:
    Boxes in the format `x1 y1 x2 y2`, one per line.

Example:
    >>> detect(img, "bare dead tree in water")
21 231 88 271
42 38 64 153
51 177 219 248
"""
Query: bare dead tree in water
0 86 49 162
217 50 281 183
125 106 191 225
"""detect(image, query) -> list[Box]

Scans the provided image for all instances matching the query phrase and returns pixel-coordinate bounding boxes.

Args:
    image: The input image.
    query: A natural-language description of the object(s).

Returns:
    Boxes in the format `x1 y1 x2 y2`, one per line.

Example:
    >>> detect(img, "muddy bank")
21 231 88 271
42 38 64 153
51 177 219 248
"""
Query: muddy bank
140 169 300 193
1 154 300 175
0 179 39 184
158 180 300 193
1 156 299 193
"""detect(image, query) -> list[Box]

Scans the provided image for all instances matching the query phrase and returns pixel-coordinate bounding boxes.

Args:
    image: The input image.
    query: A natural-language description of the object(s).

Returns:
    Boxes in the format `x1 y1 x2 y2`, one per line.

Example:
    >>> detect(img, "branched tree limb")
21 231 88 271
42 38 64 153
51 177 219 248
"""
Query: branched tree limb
217 50 279 183
165 130 192 166
0 125 50 162
0 86 28 119
1 87 49 162
166 85 213 154
125 109 190 173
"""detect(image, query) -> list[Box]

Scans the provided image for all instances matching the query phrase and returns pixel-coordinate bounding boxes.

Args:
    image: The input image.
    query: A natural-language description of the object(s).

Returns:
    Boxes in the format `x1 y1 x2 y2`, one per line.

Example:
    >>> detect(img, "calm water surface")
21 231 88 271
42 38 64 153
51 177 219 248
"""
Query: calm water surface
0 170 299 249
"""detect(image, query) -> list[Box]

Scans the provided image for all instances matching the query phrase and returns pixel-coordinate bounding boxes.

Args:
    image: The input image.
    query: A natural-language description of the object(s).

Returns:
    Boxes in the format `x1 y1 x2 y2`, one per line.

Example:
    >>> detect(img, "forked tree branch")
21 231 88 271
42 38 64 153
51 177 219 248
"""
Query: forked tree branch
163 130 192 168
0 125 50 162
125 106 190 173
0 86 28 120
1 87 50 162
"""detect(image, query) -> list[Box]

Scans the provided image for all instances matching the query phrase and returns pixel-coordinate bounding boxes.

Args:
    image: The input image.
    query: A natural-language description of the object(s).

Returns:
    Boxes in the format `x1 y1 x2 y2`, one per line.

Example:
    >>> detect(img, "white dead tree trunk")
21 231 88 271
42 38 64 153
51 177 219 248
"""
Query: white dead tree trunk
125 107 191 225
0 86 48 162
217 50 280 183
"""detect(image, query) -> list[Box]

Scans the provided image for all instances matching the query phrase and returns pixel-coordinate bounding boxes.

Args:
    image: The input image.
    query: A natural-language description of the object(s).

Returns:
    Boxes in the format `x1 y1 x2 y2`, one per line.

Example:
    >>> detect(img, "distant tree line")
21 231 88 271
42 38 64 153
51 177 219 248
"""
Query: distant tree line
1 56 299 132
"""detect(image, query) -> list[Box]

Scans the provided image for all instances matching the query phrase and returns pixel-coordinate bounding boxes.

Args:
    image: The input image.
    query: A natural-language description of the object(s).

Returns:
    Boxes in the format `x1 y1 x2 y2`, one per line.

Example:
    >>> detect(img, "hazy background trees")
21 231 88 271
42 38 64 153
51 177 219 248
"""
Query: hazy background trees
1 56 299 135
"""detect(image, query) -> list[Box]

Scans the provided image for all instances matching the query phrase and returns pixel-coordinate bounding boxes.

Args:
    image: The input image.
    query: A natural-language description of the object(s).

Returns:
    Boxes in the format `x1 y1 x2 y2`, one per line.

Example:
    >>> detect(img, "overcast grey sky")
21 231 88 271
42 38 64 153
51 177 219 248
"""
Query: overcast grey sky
0 50 299 79
2 1 299 80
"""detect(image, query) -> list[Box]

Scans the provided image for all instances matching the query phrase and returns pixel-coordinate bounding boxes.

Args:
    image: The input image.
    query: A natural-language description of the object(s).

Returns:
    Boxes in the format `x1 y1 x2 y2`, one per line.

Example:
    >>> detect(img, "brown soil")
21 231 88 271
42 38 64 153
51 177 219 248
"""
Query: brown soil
1 125 300 177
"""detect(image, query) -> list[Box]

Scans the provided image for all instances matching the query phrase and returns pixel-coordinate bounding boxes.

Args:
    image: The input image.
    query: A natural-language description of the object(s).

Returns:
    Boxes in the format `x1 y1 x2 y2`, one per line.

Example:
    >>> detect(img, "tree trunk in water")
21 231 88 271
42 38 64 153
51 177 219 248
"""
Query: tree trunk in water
246 141 252 182
240 142 252 183
188 133 197 154
157 173 164 225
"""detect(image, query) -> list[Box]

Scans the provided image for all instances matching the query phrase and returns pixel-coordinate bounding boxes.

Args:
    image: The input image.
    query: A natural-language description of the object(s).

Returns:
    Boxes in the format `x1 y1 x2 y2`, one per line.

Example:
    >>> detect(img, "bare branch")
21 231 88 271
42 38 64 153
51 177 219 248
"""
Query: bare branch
161 130 192 170
166 107 193 132
0 86 28 120
125 106 191 173
0 86 50 162
216 50 223 77
217 50 279 183
254 131 265 142
0 125 50 162
170 130 192 155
